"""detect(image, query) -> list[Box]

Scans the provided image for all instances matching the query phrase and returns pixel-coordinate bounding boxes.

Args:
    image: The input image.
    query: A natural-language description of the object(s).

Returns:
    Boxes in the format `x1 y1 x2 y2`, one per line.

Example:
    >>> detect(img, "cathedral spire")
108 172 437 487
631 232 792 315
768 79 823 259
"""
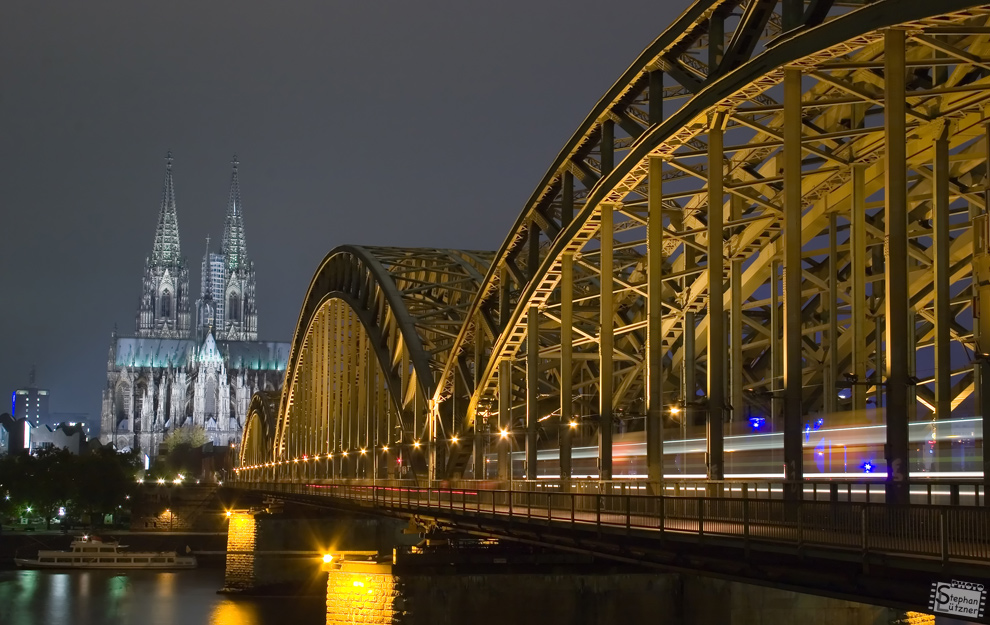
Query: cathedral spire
221 155 248 271
152 151 182 267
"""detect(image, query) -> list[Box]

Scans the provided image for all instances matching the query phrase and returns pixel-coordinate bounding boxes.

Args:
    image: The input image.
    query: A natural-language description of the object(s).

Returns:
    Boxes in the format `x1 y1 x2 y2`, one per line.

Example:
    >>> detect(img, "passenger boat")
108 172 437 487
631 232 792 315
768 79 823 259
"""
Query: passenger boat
14 535 197 570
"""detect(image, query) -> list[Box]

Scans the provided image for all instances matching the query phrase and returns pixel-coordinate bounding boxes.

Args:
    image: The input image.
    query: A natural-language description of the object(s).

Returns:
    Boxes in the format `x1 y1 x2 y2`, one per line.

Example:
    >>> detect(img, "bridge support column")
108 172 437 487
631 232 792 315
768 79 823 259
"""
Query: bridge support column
825 212 838 415
974 124 990 500
770 259 781 438
526 305 539 480
707 113 726 483
473 318 486 480
560 252 574 481
646 156 664 494
683 310 696 439
850 159 868 413
933 127 951 469
498 360 511 481
599 203 614 481
783 68 804 497
730 195 745 426
884 28 910 504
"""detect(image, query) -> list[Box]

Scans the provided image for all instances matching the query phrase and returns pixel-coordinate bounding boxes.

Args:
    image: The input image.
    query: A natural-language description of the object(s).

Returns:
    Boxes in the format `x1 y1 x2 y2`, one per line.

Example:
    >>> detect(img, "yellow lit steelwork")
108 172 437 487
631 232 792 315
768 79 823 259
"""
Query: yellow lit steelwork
233 1 990 497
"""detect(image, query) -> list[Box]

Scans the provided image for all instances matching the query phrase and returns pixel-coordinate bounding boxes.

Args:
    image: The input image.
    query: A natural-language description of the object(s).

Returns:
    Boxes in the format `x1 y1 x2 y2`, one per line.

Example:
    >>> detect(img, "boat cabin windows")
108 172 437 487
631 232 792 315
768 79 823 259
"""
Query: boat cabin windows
100 548 115 553
40 558 55 563
133 558 149 563
116 558 132 563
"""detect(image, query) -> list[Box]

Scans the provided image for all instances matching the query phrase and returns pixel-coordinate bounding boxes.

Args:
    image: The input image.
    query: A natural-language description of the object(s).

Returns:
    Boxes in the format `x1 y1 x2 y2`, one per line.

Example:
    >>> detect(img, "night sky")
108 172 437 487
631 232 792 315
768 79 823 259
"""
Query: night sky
0 0 690 426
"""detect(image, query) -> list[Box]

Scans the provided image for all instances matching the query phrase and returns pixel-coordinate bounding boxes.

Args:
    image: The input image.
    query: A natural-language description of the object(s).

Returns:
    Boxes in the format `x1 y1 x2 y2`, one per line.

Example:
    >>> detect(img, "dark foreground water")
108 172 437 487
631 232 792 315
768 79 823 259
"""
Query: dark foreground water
0 569 325 625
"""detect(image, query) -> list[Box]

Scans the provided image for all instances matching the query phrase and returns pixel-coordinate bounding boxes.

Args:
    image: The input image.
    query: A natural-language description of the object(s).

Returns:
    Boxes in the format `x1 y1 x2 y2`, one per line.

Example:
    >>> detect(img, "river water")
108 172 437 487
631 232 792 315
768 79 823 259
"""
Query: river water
0 565 913 625
0 568 325 625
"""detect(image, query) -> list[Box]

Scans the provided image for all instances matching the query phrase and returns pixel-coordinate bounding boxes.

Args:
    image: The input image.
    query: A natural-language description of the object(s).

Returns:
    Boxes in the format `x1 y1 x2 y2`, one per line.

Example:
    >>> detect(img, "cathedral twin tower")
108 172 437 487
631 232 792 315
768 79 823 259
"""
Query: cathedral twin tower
100 153 288 457
137 151 258 341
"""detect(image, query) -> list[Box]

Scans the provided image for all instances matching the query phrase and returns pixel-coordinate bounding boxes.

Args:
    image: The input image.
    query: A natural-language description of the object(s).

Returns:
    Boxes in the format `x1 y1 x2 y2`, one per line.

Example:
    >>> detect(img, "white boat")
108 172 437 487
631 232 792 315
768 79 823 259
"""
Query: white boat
14 535 197 570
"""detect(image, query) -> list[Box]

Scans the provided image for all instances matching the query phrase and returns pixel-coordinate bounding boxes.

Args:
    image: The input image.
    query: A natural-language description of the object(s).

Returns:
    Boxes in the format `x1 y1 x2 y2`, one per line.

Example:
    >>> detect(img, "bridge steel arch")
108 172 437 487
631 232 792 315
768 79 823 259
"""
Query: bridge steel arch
251 246 491 482
238 1 990 505
428 0 990 500
239 390 279 469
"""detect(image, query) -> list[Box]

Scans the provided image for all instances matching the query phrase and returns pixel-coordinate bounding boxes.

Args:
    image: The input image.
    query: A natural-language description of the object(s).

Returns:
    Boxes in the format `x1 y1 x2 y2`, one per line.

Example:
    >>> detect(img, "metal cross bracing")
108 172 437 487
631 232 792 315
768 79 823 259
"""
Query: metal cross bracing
239 1 990 507
430 0 990 502
242 246 492 481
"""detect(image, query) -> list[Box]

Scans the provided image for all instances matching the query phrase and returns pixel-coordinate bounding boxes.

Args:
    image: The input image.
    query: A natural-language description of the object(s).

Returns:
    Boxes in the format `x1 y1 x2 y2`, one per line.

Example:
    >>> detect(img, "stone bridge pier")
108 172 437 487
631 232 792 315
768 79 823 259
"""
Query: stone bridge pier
221 506 415 594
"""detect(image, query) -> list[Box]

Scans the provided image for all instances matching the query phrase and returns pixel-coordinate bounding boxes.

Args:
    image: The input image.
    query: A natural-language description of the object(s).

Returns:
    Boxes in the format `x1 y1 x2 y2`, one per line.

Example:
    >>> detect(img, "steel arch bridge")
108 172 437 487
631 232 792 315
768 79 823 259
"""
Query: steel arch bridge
239 0 990 503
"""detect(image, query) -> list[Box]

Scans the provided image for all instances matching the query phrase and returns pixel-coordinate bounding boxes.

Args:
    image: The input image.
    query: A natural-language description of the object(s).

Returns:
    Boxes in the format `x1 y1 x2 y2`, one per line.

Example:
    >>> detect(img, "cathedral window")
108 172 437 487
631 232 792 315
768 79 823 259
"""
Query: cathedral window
228 294 240 321
161 290 172 317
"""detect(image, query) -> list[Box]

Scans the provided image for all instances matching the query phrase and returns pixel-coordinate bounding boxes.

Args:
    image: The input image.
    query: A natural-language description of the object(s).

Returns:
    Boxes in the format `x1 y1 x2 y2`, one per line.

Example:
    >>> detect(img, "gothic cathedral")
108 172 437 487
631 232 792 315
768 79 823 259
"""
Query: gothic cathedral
100 153 288 457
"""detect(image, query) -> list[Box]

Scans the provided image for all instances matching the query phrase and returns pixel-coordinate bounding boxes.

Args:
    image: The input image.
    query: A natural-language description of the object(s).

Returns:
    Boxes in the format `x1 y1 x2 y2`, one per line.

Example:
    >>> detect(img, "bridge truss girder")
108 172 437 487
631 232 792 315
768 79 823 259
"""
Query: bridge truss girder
238 1 990 502
433 0 990 497
260 246 490 481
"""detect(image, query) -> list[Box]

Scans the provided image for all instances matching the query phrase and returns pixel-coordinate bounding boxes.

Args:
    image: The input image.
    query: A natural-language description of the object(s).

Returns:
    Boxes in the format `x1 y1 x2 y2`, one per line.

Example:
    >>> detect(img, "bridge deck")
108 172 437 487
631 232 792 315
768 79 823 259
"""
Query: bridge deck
236 480 990 566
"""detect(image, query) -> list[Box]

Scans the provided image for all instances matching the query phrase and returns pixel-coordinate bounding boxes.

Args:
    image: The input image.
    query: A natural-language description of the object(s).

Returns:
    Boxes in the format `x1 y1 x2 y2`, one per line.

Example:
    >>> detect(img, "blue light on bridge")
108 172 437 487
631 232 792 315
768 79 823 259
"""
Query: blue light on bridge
861 461 875 473
748 416 766 430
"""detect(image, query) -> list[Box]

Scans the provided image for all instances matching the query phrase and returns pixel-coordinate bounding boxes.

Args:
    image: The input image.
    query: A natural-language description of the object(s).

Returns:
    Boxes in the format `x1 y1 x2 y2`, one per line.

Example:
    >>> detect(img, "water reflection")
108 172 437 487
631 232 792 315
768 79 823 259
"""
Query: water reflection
0 569 324 625
211 599 261 625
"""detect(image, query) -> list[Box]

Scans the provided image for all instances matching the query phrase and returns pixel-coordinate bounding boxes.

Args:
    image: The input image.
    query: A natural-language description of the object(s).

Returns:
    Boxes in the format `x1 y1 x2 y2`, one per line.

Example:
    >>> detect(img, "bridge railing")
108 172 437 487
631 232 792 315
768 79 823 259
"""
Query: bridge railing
262 476 986 506
243 480 990 564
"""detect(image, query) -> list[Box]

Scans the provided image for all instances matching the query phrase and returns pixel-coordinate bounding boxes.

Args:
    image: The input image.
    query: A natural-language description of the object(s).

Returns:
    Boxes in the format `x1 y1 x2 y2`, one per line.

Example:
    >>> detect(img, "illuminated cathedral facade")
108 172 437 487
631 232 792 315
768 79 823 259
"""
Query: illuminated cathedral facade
100 153 288 456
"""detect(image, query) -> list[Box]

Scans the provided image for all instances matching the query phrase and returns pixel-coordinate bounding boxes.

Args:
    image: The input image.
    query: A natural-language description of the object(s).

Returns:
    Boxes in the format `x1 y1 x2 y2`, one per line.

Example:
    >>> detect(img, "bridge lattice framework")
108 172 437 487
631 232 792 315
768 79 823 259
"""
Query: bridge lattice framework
239 0 990 503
